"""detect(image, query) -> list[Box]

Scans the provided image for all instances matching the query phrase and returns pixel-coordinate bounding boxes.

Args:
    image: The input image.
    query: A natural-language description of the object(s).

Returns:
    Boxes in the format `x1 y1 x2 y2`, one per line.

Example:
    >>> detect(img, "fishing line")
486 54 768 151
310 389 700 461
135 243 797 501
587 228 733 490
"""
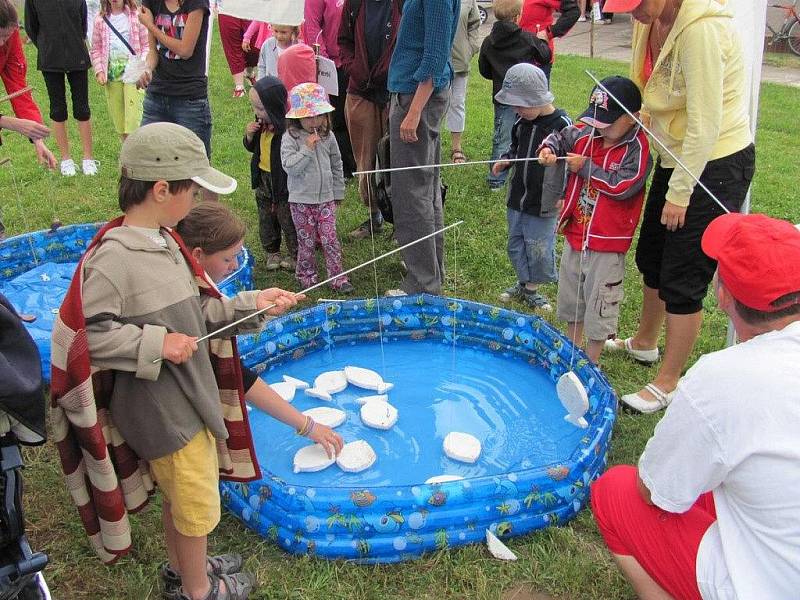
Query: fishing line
2 157 41 267
364 164 387 379
585 70 731 215
153 221 464 362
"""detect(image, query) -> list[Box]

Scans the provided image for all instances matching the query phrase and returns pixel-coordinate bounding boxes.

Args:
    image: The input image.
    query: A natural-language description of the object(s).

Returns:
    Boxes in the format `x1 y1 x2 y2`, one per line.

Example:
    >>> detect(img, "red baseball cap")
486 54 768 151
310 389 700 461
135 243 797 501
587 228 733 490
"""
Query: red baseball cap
602 0 642 12
702 213 800 312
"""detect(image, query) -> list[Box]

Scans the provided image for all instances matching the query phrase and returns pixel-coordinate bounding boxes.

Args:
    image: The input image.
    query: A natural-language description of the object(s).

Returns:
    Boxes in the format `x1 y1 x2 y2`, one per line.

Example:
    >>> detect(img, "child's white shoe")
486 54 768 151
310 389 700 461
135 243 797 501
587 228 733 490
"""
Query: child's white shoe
82 159 100 176
60 159 77 177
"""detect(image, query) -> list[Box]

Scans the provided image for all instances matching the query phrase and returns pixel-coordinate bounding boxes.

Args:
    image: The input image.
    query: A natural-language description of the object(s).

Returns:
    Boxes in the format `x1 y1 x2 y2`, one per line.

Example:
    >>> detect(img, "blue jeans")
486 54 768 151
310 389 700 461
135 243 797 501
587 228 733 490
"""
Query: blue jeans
142 93 212 157
507 208 557 285
488 102 517 187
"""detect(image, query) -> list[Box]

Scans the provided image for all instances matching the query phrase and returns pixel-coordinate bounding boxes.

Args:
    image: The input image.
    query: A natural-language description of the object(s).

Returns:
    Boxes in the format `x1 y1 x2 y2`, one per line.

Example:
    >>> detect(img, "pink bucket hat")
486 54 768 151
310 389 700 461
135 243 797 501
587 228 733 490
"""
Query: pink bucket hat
285 83 335 119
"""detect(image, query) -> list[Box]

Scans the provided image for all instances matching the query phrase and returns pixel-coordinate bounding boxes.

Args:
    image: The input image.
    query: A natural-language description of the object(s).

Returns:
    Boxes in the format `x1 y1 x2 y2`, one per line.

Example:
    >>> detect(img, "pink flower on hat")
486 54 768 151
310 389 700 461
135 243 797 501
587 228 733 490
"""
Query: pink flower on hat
286 83 335 119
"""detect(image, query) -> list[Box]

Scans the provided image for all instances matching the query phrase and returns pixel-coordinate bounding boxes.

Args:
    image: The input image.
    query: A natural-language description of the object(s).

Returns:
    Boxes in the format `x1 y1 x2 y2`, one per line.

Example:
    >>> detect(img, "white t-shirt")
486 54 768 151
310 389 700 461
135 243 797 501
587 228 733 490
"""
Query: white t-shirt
639 320 800 600
107 13 131 82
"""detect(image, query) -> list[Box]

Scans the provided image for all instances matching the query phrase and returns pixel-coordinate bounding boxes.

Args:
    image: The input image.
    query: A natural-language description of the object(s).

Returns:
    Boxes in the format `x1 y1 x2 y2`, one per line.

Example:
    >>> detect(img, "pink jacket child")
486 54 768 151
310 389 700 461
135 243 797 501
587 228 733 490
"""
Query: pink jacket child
303 0 343 65
243 20 271 51
89 5 149 80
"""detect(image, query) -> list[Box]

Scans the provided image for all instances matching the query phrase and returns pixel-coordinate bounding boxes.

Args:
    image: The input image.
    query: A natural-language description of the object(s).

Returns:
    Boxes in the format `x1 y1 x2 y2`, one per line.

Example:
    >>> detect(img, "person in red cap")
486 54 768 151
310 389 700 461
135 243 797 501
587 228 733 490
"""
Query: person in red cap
601 0 756 414
590 213 800 600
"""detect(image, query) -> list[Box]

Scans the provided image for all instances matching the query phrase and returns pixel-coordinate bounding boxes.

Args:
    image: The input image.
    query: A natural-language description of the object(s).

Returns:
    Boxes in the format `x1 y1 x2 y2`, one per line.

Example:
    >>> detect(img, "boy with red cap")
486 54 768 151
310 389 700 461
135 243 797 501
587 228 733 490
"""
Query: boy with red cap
590 212 800 600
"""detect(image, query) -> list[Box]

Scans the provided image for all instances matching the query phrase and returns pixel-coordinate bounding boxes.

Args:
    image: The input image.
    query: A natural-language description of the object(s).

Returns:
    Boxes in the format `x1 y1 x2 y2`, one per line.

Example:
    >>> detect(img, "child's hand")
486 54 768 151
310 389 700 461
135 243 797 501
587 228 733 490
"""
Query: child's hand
242 40 251 52
308 424 344 458
565 152 587 173
491 160 510 176
95 72 107 85
538 147 557 166
245 121 261 138
257 288 304 315
162 333 198 364
305 133 321 149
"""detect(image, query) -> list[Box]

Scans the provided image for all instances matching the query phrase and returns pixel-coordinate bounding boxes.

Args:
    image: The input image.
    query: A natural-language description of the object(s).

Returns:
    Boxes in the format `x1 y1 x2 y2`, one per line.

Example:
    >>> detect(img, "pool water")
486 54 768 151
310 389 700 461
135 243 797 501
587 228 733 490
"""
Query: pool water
249 339 587 487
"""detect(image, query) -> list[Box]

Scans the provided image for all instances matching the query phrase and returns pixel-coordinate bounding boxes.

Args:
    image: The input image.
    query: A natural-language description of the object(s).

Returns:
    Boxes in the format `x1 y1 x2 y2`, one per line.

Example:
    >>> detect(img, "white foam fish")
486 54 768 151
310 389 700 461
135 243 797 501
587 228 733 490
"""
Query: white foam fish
343 366 394 394
360 401 398 430
314 370 348 393
269 381 296 402
355 394 388 406
305 387 333 402
283 375 309 390
336 440 377 473
485 529 517 561
557 371 589 428
443 432 482 464
302 406 346 428
293 444 336 473
425 475 464 485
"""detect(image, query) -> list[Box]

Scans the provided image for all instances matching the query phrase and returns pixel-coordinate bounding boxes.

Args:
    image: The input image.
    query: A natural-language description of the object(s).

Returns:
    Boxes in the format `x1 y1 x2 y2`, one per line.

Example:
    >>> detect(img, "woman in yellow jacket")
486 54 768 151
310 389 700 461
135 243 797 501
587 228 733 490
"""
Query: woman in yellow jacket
603 0 755 413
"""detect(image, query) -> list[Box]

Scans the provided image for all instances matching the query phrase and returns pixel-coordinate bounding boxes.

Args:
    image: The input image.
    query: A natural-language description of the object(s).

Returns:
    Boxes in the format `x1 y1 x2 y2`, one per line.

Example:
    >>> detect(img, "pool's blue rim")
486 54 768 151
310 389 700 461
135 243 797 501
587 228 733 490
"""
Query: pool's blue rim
237 294 618 494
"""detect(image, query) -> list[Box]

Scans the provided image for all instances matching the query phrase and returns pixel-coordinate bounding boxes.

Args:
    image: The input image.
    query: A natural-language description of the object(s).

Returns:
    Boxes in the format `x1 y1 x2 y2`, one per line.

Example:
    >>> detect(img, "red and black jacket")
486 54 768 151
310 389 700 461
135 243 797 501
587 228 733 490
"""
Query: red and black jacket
541 123 652 254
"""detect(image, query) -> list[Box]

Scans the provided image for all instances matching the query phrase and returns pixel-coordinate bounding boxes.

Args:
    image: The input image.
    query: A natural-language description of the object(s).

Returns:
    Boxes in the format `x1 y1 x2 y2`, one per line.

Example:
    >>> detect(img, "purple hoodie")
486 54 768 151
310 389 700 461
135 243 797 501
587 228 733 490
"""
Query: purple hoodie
303 0 344 65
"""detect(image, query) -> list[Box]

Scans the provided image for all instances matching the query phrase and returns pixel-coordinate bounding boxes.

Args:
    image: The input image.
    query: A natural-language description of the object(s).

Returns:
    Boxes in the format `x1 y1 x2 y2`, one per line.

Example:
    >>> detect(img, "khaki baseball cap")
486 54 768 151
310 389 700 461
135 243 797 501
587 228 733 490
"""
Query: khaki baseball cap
119 123 237 195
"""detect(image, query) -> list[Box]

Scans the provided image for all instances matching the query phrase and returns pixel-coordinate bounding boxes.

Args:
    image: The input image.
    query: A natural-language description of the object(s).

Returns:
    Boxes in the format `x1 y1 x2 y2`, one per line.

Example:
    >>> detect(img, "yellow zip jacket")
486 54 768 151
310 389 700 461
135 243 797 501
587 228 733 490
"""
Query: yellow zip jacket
630 0 752 207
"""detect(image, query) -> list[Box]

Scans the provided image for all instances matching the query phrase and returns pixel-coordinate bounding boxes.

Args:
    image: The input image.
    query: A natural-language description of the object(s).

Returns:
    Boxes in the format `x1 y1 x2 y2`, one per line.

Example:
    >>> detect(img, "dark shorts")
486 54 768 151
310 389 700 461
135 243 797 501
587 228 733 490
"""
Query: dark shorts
634 144 755 314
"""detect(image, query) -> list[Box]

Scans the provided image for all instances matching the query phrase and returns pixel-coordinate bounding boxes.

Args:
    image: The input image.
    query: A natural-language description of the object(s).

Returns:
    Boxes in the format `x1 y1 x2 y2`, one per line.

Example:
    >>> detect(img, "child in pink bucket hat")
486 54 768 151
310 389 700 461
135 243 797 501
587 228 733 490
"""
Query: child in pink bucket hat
281 83 353 294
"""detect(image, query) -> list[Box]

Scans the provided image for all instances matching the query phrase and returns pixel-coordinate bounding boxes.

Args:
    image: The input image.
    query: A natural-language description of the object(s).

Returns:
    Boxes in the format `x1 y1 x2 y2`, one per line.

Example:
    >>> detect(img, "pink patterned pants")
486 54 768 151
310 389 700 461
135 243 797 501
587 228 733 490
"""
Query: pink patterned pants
289 201 350 289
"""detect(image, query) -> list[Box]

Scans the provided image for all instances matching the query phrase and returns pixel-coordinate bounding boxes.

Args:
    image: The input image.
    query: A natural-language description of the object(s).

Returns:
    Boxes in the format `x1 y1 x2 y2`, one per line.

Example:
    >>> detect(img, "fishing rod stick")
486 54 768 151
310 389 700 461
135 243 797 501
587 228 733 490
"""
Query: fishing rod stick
353 155 567 177
0 86 32 104
585 70 730 215
153 220 464 362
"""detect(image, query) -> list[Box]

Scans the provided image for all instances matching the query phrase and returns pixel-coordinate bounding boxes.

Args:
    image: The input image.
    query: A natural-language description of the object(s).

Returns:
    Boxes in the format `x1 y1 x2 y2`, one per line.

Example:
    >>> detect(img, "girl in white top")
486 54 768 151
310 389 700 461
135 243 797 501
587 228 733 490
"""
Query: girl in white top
257 23 298 80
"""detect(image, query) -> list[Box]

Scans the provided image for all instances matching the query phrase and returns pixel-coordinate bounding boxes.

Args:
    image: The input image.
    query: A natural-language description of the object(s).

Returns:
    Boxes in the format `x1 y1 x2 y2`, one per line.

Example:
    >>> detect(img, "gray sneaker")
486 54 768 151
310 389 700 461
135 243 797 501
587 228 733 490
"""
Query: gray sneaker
523 291 553 312
498 282 524 303
279 255 296 271
265 253 281 271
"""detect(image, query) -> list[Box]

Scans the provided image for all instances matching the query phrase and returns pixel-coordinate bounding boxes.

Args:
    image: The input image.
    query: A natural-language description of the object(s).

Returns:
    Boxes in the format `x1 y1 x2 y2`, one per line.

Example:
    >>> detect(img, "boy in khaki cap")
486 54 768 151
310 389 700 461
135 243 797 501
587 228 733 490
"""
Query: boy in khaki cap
54 123 299 600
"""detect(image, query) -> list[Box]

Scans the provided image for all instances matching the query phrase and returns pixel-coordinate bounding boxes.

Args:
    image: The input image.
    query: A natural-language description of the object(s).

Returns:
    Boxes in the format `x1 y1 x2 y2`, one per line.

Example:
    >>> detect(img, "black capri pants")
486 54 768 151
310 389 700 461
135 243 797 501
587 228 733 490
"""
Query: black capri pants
41 70 91 122
634 143 755 315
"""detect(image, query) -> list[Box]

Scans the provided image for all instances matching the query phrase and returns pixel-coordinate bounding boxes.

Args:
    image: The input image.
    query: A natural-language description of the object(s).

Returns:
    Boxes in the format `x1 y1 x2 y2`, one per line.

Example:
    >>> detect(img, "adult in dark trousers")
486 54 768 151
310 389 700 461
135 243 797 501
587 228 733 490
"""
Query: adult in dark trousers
591 213 800 600
385 0 459 296
519 0 580 79
601 0 755 414
24 0 97 177
304 0 356 178
338 0 403 240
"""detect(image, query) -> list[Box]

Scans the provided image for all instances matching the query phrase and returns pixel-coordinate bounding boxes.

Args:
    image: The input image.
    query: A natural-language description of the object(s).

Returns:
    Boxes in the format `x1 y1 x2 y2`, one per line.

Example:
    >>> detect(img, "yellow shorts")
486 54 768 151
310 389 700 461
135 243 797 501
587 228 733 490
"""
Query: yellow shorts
149 429 221 537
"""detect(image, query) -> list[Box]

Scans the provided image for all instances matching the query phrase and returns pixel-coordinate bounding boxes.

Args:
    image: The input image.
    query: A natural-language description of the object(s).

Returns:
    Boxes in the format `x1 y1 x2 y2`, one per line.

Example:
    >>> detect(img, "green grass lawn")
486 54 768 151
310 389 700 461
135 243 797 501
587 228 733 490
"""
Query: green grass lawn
2 29 799 599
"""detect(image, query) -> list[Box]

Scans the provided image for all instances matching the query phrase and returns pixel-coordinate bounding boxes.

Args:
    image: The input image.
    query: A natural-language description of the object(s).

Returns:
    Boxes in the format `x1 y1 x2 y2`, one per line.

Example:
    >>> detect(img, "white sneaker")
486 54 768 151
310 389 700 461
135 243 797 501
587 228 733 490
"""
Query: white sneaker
60 159 77 177
82 159 100 176
384 289 407 297
577 15 587 21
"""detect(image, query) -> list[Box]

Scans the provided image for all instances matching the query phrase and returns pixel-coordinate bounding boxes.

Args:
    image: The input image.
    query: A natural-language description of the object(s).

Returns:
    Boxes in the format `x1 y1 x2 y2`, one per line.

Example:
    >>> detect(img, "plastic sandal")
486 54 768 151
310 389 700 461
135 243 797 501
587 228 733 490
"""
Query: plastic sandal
620 383 675 414
176 572 255 600
161 554 244 599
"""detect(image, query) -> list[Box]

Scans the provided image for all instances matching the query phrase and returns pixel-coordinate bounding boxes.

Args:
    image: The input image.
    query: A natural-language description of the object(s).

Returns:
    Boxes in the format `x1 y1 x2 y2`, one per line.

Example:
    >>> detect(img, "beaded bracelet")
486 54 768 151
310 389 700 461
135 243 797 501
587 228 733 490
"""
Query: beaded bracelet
297 416 316 437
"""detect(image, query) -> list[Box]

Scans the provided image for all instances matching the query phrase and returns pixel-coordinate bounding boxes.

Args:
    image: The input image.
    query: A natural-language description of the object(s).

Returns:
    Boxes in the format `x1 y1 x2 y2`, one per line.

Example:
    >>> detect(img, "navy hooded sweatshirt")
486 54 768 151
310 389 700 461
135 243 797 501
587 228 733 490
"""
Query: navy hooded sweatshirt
243 76 289 201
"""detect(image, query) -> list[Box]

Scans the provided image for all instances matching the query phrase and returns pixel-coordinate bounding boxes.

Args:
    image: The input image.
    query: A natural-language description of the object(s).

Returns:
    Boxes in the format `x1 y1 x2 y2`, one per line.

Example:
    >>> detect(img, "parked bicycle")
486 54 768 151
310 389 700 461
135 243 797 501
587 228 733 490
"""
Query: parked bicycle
768 1 800 57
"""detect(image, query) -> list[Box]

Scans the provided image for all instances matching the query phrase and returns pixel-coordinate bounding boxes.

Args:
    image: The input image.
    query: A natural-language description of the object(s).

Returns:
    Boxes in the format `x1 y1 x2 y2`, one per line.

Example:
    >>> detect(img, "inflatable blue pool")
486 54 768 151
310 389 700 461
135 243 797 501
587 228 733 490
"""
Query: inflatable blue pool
225 295 616 563
0 223 255 382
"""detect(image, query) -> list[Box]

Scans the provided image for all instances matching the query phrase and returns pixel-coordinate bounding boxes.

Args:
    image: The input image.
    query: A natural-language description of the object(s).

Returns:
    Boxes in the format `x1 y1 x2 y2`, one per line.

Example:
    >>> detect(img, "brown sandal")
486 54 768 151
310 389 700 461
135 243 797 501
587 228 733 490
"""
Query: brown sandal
451 149 467 164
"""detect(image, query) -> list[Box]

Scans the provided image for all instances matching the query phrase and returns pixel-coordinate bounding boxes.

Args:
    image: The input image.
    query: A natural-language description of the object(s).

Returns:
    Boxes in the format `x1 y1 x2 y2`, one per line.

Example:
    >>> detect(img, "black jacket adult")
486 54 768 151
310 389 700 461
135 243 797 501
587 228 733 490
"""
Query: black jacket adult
478 20 551 101
0 295 45 445
244 76 289 201
503 108 572 218
24 0 90 73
